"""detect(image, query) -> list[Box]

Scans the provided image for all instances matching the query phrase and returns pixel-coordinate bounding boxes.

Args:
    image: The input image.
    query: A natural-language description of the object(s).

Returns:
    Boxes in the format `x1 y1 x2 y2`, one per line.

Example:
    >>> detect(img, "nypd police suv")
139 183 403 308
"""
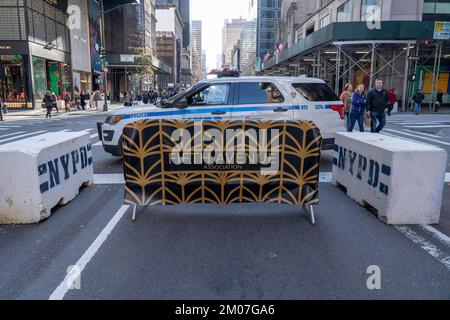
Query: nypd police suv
97 73 344 157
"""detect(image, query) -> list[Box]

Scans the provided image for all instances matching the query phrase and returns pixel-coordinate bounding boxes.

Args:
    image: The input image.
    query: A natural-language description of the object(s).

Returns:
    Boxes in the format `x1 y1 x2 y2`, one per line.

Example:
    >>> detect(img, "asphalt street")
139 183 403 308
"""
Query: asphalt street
1 110 450 299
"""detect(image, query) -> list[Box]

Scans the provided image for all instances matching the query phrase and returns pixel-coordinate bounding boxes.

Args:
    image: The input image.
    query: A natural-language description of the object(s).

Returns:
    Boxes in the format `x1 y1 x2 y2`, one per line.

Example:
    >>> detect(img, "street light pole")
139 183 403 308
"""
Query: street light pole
100 0 109 112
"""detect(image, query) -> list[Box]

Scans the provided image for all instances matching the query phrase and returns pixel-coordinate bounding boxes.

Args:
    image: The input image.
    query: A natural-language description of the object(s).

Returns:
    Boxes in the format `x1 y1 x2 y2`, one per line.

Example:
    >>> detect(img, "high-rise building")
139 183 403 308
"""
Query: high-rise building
191 20 202 83
104 0 169 99
155 0 191 49
155 4 184 90
201 50 207 79
221 18 247 68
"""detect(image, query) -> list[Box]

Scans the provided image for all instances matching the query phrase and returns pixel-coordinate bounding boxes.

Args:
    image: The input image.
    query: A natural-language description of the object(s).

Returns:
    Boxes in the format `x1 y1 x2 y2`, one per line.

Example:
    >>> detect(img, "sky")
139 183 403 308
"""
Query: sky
191 0 249 71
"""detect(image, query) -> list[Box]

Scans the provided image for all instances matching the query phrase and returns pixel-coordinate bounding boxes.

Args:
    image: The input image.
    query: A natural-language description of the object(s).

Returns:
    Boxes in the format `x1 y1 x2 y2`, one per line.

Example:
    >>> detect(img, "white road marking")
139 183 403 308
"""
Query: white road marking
90 134 99 139
0 131 26 139
421 225 450 247
402 129 441 139
90 172 450 185
384 129 450 146
395 226 450 270
93 141 103 146
0 128 9 131
319 172 332 183
49 205 130 300
405 125 450 129
0 130 47 144
0 125 22 128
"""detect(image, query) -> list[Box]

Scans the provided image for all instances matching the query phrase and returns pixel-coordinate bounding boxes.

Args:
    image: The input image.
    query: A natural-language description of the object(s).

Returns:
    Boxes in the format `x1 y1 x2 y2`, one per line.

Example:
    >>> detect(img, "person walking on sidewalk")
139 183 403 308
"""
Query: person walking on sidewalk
51 92 59 113
44 91 53 119
436 89 443 112
387 88 397 116
340 83 353 131
0 95 5 121
93 90 101 110
80 91 86 111
63 91 71 113
74 91 81 111
367 79 388 133
413 89 425 115
348 84 367 133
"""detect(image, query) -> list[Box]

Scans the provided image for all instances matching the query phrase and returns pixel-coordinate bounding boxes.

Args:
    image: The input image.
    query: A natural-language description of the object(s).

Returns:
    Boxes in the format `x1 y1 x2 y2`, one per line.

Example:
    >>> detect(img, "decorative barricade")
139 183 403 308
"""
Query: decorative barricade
122 120 323 224
0 132 93 224
332 132 447 225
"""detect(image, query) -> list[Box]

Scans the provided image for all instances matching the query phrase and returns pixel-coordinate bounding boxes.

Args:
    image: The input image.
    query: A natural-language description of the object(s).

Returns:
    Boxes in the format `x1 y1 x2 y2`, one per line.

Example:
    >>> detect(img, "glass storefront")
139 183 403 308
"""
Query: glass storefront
32 56 47 102
0 54 30 108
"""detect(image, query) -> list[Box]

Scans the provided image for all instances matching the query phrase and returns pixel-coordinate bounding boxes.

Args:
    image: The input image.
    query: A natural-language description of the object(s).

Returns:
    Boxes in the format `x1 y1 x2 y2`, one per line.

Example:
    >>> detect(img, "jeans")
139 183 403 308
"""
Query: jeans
344 112 350 130
414 102 421 114
348 112 365 132
387 103 394 115
371 111 386 133
45 106 52 118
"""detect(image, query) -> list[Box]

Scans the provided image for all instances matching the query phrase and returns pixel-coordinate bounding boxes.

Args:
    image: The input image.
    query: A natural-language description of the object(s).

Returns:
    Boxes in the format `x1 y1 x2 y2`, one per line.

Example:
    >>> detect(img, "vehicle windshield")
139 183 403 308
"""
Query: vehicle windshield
159 84 203 108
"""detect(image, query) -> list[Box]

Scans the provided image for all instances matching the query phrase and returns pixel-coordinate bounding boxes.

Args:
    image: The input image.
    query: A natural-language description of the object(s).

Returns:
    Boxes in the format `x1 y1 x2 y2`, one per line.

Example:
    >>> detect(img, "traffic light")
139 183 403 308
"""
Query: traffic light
99 48 107 59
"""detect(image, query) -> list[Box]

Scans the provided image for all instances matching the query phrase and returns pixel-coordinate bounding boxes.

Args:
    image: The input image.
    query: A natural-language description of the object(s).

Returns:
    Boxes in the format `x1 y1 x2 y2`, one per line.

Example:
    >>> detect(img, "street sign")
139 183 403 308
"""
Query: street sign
434 21 450 40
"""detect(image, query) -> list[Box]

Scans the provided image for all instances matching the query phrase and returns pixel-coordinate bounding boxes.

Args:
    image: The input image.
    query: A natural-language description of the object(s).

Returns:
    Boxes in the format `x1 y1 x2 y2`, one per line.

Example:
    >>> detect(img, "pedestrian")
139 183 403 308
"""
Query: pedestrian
142 91 149 104
340 83 353 130
124 91 132 107
80 91 86 111
387 88 397 116
0 95 5 121
348 84 367 133
94 90 101 110
366 79 388 133
51 92 58 113
436 89 443 112
74 91 81 111
136 91 142 106
413 89 425 115
43 91 53 119
63 91 71 113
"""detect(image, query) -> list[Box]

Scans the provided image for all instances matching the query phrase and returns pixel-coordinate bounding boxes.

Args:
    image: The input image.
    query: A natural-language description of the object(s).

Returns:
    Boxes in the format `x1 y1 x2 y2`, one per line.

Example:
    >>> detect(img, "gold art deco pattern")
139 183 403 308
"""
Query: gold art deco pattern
122 120 322 206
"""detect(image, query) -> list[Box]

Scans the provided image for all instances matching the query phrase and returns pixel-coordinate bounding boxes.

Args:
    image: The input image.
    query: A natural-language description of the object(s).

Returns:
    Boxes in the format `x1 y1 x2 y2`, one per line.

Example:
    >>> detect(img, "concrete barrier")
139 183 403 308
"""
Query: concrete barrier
332 132 447 225
0 132 93 224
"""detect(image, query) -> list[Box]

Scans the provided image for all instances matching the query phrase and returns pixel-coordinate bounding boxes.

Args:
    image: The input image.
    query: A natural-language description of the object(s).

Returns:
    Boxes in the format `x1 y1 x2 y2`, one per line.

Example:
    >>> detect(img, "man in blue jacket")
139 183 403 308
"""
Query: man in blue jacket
366 79 388 133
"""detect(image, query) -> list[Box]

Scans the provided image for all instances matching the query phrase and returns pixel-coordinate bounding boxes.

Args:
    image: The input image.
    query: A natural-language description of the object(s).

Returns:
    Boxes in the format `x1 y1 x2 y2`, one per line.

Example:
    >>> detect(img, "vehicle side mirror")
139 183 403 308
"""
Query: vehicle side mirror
174 98 188 109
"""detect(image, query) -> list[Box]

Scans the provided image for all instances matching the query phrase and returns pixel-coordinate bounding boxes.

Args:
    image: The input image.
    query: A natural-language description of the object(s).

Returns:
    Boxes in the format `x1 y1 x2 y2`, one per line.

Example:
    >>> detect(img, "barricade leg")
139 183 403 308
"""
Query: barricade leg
132 205 137 222
302 205 316 225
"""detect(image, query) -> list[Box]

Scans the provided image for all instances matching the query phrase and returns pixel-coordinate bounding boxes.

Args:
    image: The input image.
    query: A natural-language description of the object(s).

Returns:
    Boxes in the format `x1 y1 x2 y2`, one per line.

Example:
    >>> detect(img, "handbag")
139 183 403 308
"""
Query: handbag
364 113 372 127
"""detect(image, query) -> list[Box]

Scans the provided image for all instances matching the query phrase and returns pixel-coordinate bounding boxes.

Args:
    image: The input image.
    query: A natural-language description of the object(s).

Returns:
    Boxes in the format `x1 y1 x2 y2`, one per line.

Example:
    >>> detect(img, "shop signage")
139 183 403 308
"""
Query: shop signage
434 21 450 40
122 120 322 206
120 55 137 63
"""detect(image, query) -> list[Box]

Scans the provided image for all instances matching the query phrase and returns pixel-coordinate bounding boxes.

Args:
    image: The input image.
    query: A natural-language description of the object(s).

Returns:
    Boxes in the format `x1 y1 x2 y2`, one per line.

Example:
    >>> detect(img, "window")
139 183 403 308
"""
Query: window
292 83 339 102
320 15 331 28
238 82 284 104
188 84 230 106
337 0 353 22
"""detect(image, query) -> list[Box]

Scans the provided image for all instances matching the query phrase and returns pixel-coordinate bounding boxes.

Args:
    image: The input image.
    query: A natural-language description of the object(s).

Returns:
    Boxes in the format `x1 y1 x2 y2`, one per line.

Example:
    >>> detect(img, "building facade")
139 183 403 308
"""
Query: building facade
221 18 246 68
0 0 72 109
155 4 184 90
263 0 450 111
191 20 202 83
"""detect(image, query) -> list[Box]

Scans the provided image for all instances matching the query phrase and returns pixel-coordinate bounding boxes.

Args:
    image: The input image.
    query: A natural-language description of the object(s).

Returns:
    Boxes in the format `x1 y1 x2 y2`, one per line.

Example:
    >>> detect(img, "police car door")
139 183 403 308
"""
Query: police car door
181 82 233 121
231 81 293 121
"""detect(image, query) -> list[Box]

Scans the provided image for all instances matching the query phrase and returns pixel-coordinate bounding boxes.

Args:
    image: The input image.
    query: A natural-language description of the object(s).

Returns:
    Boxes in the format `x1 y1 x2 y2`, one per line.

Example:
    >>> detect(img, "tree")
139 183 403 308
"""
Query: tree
128 26 155 92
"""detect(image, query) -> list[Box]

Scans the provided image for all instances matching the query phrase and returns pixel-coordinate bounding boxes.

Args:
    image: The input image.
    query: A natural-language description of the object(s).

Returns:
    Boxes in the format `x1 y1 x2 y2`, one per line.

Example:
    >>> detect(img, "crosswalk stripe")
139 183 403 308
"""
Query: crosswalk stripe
404 125 450 129
0 131 26 139
402 129 441 139
384 129 450 146
0 130 47 144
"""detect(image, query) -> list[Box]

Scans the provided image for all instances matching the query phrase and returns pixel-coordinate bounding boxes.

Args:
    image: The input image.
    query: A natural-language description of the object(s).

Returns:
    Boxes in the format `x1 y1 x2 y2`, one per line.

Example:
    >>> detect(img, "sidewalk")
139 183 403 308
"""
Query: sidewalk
5 102 123 117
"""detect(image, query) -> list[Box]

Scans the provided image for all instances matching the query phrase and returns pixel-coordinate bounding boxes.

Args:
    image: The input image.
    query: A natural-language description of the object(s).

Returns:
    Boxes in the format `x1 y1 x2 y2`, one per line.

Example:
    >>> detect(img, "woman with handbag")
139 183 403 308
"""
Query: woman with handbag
348 84 367 133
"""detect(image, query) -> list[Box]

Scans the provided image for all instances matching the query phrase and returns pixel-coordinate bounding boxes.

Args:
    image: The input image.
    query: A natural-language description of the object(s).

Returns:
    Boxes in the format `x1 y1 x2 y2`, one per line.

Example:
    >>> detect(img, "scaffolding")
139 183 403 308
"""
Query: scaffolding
262 37 448 112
